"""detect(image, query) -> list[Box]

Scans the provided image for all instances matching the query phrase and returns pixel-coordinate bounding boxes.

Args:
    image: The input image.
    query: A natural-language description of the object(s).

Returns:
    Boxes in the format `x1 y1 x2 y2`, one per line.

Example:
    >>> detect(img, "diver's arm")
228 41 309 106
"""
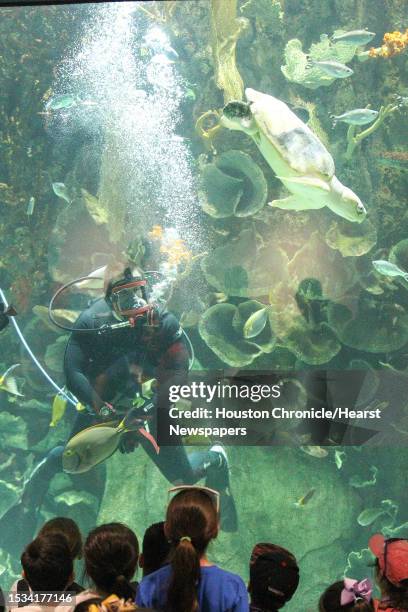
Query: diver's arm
64 332 105 413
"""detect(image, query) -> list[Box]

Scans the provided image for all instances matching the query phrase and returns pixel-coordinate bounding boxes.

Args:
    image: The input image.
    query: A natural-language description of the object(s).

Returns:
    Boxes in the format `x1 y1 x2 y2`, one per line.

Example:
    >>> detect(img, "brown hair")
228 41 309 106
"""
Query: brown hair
39 516 82 560
165 489 218 612
376 563 408 609
21 533 73 592
84 523 139 600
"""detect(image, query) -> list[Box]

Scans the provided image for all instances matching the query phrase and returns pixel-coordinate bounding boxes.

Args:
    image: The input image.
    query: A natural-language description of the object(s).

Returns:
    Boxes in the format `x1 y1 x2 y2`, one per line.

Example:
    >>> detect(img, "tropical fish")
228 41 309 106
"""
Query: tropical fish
243 307 270 339
52 182 71 204
50 392 85 427
331 109 378 126
45 94 78 112
372 260 408 281
143 27 178 59
26 196 35 215
62 414 158 474
307 60 354 78
0 364 24 397
331 30 376 46
0 302 17 332
300 445 328 458
185 88 196 101
294 487 316 507
335 449 346 469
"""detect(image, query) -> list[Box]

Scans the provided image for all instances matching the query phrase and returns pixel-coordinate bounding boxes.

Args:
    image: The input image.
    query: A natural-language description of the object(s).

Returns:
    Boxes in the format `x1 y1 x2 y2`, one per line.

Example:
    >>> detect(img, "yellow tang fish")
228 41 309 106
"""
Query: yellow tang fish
50 391 85 427
62 414 158 474
294 487 316 507
0 364 24 396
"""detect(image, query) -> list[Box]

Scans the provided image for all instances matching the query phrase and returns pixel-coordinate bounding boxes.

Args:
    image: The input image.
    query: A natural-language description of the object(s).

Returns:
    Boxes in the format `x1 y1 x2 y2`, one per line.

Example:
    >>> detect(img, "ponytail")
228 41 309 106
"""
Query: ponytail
165 490 218 612
167 538 200 612
111 575 134 601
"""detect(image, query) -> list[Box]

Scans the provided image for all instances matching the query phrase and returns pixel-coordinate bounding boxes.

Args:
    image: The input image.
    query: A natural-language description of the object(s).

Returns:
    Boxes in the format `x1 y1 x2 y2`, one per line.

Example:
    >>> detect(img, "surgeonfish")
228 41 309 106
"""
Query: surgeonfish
300 445 328 458
62 413 159 474
75 265 107 290
0 364 24 396
50 392 85 427
26 196 35 215
331 109 379 126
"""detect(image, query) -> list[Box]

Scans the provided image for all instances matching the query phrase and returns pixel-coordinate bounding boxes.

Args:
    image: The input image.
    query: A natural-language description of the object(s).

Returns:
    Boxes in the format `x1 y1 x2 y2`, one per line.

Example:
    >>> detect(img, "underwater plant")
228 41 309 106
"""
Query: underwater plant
210 0 246 102
198 301 276 367
199 150 267 218
325 218 377 257
240 0 283 32
345 100 403 159
281 34 361 89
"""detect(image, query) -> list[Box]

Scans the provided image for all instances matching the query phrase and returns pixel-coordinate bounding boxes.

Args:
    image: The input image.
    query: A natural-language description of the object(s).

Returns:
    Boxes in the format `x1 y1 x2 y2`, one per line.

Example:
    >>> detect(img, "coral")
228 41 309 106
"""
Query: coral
325 218 377 257
210 0 247 102
240 0 283 33
281 34 360 89
201 227 290 298
195 110 222 154
328 298 408 353
283 319 341 365
198 301 276 367
199 150 267 218
368 29 408 59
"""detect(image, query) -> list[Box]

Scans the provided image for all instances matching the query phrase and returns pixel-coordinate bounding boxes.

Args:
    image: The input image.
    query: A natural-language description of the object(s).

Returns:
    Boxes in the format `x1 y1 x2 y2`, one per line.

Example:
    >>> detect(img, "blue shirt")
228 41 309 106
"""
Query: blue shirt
136 564 249 612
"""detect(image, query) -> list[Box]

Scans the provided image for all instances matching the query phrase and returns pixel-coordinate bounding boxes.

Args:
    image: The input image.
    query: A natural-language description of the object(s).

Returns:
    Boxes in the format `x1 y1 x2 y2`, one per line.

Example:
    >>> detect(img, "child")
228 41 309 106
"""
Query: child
136 486 248 611
248 543 299 611
369 534 408 611
139 523 170 578
72 523 139 611
19 533 74 612
15 517 83 602
319 578 374 611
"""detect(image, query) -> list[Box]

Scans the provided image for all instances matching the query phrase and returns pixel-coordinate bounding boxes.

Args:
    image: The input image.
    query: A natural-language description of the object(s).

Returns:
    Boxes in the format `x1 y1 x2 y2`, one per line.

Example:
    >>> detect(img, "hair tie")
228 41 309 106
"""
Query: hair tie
180 536 192 543
340 578 372 606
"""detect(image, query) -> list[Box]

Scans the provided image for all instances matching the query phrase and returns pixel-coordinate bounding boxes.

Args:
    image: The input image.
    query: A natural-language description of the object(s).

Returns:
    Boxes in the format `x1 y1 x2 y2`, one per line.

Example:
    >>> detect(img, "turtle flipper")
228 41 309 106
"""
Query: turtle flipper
268 195 325 211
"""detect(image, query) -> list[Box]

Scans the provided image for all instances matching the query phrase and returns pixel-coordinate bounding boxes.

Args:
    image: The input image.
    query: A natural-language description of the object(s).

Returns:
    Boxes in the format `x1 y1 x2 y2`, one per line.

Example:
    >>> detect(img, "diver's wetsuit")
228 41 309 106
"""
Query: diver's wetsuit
18 298 222 511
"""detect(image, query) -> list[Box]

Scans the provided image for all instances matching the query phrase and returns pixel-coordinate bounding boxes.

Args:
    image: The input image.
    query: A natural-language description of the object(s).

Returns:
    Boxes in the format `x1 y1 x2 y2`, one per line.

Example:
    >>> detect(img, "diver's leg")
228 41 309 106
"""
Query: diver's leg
268 195 325 211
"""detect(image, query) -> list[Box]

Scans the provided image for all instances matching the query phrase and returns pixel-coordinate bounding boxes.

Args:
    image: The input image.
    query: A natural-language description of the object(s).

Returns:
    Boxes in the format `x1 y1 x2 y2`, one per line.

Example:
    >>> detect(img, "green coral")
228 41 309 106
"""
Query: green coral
325 218 377 257
281 35 360 89
283 318 341 365
199 150 267 218
198 301 276 366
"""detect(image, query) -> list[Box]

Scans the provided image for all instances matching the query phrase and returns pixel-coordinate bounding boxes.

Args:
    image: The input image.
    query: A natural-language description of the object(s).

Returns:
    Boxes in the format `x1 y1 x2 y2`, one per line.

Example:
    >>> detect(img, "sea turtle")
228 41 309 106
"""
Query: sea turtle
221 88 367 223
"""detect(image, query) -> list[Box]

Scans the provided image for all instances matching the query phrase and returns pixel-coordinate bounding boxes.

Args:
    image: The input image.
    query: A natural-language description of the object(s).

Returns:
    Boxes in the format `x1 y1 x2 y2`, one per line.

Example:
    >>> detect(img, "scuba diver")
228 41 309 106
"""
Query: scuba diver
0 262 237 548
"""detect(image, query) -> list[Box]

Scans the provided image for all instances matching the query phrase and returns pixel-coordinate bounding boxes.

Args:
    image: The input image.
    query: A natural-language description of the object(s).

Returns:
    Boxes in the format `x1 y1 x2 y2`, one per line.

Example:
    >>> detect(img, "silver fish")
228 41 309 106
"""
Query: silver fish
26 196 35 215
372 260 408 282
52 182 71 204
308 60 353 78
331 108 379 126
332 30 376 46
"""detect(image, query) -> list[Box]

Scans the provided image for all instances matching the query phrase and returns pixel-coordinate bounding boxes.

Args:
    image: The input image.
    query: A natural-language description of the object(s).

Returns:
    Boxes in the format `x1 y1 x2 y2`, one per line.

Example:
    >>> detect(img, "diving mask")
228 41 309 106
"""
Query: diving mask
110 279 158 323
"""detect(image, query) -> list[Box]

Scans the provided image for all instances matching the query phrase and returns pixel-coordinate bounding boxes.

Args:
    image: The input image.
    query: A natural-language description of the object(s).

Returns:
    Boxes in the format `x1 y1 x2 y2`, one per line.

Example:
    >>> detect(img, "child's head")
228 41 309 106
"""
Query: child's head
369 534 408 608
319 579 373 612
140 522 171 577
84 523 139 600
249 543 299 610
39 517 82 560
21 533 73 592
165 486 219 612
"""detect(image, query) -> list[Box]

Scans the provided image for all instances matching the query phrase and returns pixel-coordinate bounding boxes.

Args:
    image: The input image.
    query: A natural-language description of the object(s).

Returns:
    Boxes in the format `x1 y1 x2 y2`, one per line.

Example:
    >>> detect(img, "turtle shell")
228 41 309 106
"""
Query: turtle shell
245 88 335 179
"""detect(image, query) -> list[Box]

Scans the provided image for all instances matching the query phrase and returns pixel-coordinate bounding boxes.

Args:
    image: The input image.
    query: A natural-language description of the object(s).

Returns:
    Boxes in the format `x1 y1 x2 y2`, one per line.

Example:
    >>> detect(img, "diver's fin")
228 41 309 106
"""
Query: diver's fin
268 195 325 211
276 175 331 192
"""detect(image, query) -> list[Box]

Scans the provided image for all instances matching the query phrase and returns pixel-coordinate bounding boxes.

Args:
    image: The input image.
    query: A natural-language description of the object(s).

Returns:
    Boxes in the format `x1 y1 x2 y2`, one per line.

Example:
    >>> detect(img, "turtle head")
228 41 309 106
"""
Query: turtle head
221 100 257 135
330 177 367 223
